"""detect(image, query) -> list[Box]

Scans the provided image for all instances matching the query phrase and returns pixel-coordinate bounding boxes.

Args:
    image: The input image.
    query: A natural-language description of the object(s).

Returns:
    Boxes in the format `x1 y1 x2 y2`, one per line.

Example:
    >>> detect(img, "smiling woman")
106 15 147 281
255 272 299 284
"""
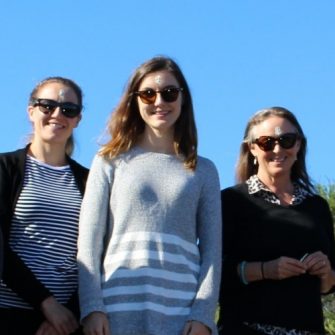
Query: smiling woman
0 77 88 335
27 79 83 159
218 107 335 335
134 70 183 142
77 56 222 335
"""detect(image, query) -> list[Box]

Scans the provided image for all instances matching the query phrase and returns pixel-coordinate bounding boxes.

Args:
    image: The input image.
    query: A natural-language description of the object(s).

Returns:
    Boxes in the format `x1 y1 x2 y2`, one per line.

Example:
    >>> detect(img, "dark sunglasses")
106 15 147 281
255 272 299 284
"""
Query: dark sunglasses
253 133 299 151
32 98 82 118
134 87 183 104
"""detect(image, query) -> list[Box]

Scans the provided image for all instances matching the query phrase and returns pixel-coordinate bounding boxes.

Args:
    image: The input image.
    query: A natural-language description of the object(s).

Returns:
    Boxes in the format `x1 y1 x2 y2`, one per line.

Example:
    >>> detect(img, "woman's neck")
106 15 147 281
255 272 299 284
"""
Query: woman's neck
257 172 294 205
138 129 175 154
28 141 68 166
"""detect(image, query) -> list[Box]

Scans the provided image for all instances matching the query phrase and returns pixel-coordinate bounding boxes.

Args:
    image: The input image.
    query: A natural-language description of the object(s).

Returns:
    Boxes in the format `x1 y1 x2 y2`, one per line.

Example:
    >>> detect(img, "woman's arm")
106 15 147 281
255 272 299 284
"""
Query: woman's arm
77 155 113 320
0 154 51 308
187 160 222 333
2 243 51 307
303 197 335 293
240 257 306 284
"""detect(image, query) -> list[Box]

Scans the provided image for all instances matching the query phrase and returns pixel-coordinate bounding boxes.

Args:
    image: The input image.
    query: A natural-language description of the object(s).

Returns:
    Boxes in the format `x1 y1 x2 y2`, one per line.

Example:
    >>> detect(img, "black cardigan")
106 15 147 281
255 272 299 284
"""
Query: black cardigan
0 146 88 311
218 183 335 334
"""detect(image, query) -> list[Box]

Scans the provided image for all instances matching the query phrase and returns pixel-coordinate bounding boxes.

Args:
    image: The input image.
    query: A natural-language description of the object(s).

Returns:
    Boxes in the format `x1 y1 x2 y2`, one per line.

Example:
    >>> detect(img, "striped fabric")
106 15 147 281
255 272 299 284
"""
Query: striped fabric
78 148 222 334
0 155 82 309
102 231 200 316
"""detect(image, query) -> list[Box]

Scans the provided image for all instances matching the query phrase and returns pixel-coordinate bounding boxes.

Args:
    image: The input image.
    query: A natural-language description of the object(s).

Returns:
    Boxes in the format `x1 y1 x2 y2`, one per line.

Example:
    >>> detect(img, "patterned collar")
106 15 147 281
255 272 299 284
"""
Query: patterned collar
246 175 311 206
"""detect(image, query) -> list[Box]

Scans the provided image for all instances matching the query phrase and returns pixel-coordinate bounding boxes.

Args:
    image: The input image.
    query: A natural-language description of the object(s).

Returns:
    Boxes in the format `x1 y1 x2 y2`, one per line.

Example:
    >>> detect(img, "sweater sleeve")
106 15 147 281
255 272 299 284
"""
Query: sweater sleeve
187 159 222 333
77 154 114 320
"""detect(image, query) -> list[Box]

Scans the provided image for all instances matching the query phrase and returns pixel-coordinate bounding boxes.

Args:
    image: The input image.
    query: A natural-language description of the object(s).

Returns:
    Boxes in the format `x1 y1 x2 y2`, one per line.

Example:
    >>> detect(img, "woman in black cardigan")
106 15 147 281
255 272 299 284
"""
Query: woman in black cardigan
0 77 88 335
218 107 335 335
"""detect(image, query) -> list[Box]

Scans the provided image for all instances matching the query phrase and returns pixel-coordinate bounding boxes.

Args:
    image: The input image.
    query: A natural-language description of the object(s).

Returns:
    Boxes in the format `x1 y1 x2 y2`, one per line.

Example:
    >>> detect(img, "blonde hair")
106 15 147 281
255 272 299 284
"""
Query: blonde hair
236 106 314 192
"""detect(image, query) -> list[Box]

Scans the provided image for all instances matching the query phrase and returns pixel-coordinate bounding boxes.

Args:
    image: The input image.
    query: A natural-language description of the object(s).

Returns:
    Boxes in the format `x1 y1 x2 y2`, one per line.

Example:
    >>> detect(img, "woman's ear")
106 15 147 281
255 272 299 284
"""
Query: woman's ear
249 142 257 157
27 106 34 122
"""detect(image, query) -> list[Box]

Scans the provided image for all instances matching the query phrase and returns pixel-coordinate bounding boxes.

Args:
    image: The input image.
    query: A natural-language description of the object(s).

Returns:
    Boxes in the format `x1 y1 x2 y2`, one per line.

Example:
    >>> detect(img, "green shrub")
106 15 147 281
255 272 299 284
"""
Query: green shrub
323 295 335 335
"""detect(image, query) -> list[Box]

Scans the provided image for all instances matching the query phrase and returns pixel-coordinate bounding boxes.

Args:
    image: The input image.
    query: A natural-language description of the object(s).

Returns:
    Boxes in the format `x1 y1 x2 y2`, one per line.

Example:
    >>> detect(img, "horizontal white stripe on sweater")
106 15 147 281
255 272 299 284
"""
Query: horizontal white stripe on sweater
102 284 196 300
105 301 191 316
110 231 199 255
104 249 200 273
103 267 198 284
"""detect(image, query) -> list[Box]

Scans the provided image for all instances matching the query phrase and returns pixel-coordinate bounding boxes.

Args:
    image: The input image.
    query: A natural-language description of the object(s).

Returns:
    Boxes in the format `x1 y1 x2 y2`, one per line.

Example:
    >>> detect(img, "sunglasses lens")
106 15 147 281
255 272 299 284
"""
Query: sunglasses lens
256 137 275 151
138 89 156 104
61 103 81 118
161 88 180 102
37 99 58 114
279 134 297 149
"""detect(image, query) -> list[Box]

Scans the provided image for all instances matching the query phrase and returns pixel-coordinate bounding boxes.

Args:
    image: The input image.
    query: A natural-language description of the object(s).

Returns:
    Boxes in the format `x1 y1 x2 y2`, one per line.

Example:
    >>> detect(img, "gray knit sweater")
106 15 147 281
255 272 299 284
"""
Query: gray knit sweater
78 147 221 335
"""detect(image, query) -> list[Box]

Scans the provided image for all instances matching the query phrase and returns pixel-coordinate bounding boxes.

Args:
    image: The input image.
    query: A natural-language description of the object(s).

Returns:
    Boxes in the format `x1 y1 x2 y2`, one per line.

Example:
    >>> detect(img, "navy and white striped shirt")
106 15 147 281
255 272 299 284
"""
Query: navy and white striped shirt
0 155 83 309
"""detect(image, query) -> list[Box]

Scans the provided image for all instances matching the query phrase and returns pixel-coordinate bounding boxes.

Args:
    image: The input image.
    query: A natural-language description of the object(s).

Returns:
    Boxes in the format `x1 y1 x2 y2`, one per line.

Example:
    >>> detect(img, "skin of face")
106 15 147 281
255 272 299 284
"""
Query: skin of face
249 116 301 180
28 83 81 148
137 70 182 137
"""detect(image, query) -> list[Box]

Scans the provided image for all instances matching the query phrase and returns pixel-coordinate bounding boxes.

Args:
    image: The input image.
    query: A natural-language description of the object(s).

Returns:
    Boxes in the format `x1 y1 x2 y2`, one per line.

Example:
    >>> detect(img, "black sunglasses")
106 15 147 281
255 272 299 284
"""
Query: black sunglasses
134 87 183 104
253 133 299 151
32 98 82 118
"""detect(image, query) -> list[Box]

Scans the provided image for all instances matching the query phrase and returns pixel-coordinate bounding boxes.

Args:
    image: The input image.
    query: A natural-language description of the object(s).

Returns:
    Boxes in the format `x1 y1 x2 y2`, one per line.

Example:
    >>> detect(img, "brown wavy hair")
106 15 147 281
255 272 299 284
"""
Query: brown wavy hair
28 76 83 156
236 106 314 192
100 56 198 170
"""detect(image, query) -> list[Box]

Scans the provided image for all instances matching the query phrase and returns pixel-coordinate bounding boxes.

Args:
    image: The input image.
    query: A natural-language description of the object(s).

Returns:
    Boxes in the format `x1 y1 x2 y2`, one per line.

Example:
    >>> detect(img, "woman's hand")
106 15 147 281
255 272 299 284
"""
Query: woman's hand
35 320 61 335
302 251 335 292
82 311 110 335
302 251 331 278
182 320 211 335
40 296 79 335
263 256 306 280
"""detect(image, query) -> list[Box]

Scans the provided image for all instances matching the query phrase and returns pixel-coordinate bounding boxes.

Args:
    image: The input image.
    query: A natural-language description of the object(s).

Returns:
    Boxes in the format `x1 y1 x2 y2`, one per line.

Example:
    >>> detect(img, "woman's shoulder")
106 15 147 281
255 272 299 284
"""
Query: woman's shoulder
196 156 221 185
94 147 141 165
221 183 250 204
221 183 247 195
196 155 218 172
67 156 89 176
303 193 331 210
0 147 27 167
90 149 135 173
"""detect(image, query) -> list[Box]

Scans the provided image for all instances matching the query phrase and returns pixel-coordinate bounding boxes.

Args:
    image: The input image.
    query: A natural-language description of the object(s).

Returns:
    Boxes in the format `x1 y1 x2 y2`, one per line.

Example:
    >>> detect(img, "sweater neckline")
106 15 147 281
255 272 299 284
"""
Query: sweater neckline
132 146 181 159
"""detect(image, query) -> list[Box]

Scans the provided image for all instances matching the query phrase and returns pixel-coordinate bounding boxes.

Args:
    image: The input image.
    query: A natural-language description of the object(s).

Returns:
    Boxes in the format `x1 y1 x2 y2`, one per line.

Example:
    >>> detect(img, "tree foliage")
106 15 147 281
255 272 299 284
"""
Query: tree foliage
316 183 335 334
316 183 335 221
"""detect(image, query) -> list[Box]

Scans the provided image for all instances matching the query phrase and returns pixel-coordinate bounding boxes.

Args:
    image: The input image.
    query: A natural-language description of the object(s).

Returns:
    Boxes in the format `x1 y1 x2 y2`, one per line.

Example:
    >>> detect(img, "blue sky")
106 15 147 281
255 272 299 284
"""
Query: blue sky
1 1 334 188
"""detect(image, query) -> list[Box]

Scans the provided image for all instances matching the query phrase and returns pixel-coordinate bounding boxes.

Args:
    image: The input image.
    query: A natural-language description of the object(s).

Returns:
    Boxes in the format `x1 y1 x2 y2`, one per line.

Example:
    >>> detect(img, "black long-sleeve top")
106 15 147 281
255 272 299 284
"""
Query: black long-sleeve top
0 146 88 311
218 183 335 334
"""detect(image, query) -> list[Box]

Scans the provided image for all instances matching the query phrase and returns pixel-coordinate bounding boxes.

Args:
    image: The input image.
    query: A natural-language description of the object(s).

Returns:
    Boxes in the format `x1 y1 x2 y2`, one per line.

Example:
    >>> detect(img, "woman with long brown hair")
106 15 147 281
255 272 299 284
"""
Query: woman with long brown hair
77 56 221 335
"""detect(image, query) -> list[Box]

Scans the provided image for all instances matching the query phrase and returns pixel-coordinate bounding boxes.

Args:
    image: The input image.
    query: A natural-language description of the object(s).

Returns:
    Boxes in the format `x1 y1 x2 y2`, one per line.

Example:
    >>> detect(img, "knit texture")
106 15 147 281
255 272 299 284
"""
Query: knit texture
78 147 221 335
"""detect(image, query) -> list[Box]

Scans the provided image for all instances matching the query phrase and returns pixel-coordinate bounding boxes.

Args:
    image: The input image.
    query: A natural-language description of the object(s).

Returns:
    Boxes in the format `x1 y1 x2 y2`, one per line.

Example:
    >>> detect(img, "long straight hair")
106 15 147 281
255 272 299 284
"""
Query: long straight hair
100 56 198 170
